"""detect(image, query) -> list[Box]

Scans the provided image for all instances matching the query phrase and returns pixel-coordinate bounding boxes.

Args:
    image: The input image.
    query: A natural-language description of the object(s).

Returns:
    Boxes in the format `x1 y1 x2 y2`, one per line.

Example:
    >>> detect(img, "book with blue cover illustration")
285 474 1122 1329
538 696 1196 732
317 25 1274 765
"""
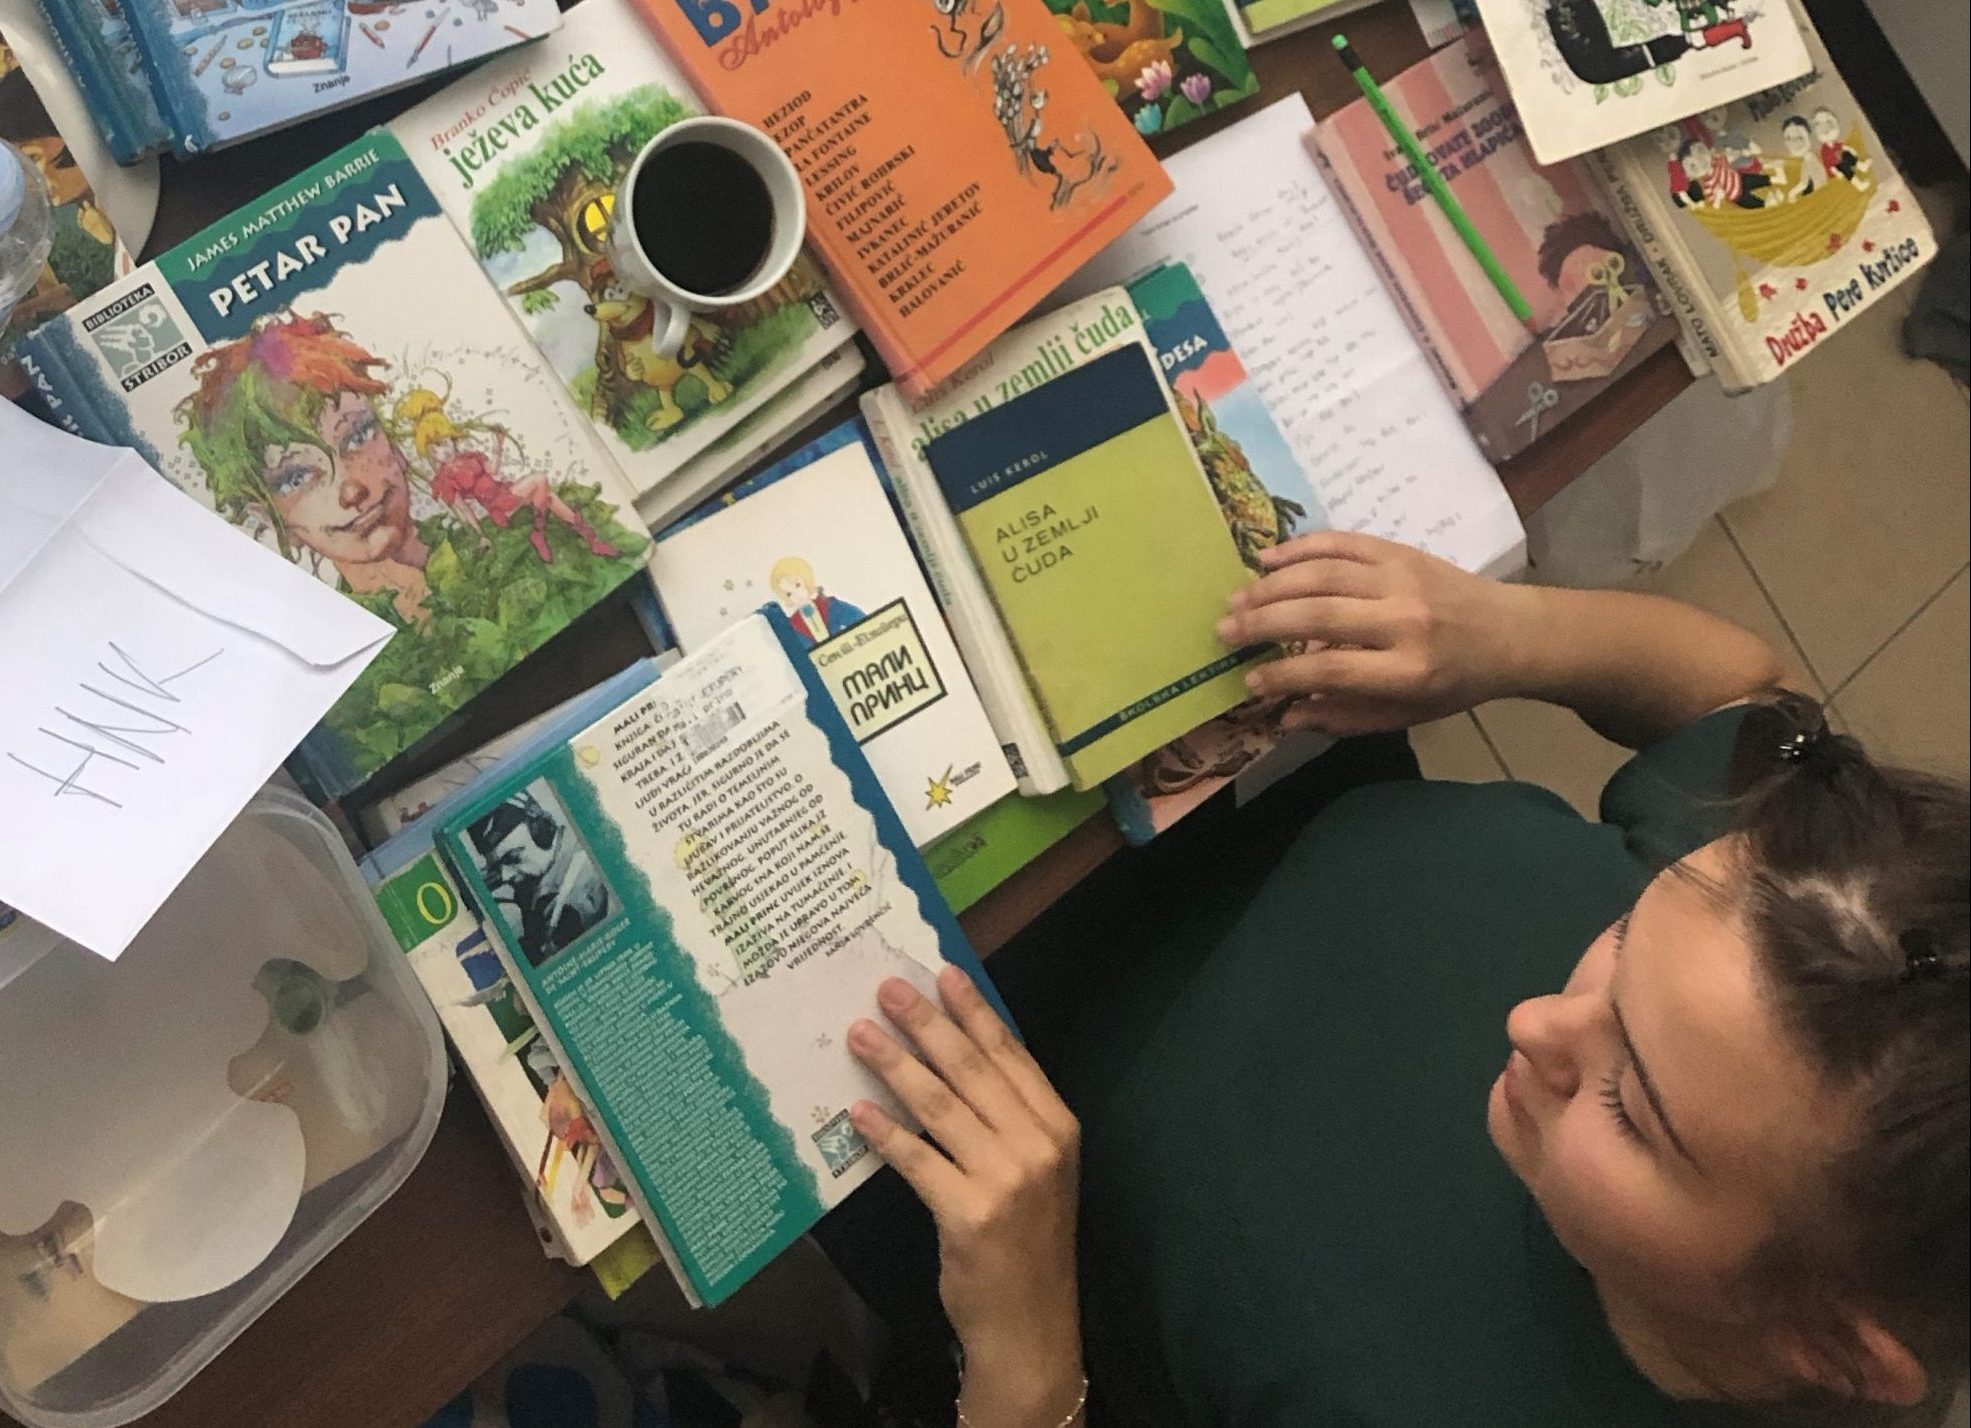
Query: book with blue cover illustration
1105 262 1333 843
650 420 1016 849
117 0 559 156
31 0 170 162
15 131 650 797
434 608 1007 1307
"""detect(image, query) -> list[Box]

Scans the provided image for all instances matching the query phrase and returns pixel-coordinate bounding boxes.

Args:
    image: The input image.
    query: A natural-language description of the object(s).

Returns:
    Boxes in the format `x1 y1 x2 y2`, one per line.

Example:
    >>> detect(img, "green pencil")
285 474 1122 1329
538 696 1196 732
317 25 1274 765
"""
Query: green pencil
1331 33 1536 330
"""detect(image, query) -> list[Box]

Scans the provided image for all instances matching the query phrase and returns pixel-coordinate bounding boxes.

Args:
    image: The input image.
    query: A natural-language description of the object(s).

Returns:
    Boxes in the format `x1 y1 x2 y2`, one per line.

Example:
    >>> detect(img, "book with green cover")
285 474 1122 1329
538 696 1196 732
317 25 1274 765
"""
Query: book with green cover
923 788 1107 915
923 344 1265 790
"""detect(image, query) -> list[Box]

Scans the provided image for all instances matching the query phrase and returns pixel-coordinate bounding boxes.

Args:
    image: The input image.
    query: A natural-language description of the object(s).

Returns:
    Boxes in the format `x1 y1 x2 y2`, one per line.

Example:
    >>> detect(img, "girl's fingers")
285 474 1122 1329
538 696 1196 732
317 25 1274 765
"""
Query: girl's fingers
1246 647 1413 702
850 1016 996 1169
935 966 1076 1138
1255 530 1394 570
1219 596 1397 651
876 979 1031 1136
1229 557 1384 612
848 1099 966 1215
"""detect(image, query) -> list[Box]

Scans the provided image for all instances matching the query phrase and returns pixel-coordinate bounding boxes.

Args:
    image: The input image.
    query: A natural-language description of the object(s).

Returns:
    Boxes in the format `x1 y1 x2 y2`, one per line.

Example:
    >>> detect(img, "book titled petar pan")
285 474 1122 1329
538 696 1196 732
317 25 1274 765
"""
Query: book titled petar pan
15 132 651 799
435 608 1007 1307
925 344 1264 790
631 0 1171 398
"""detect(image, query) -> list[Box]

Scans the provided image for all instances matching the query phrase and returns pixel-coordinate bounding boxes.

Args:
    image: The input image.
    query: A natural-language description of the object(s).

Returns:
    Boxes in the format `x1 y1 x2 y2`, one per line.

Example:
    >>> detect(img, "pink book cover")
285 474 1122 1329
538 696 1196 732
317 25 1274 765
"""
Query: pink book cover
1312 34 1677 461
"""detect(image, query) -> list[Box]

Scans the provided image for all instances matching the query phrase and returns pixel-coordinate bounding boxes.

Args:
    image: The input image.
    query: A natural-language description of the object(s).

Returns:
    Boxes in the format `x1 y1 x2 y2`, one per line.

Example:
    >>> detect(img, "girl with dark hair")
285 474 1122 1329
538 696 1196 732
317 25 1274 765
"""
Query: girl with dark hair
830 533 1967 1428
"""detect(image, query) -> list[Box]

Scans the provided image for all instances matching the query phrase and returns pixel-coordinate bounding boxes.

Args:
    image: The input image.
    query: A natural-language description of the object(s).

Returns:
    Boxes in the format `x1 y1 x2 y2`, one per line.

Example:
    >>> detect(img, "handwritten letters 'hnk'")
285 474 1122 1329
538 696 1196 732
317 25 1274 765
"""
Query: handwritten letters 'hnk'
0 403 389 959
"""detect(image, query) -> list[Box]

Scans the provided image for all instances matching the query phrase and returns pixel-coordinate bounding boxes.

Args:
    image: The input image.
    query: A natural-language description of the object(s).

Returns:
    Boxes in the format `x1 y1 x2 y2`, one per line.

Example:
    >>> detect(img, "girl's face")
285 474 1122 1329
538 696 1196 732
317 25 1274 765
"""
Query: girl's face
261 390 416 566
1488 841 1841 1326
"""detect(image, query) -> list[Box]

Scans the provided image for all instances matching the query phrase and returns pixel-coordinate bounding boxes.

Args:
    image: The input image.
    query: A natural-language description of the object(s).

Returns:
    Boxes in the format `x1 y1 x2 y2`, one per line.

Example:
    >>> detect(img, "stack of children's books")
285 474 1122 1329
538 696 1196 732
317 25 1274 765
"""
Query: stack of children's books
6 0 1941 1325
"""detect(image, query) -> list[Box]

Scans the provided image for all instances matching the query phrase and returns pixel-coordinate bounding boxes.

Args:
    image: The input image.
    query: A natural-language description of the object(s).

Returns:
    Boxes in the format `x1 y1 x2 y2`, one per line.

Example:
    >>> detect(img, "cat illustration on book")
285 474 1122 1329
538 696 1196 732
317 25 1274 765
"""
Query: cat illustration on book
177 311 647 770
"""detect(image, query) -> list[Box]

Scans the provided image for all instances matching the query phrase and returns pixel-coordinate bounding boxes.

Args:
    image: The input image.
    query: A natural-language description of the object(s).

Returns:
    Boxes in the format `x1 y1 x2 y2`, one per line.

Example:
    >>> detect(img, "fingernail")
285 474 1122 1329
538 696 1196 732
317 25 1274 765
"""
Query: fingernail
1225 588 1246 611
1216 618 1237 642
1257 545 1282 566
878 978 915 1013
1245 671 1265 693
938 965 968 997
848 1020 881 1054
849 1100 880 1130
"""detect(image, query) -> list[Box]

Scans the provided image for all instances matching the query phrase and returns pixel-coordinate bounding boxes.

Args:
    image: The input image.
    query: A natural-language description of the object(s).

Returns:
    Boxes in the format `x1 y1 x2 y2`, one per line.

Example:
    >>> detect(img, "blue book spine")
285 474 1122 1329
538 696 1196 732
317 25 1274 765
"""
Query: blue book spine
31 0 169 162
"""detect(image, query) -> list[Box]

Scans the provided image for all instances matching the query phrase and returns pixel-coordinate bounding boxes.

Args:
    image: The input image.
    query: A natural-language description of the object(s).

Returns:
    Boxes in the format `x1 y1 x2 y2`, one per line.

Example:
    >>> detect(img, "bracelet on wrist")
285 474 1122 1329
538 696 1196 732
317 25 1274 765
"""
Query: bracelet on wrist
955 1374 1089 1428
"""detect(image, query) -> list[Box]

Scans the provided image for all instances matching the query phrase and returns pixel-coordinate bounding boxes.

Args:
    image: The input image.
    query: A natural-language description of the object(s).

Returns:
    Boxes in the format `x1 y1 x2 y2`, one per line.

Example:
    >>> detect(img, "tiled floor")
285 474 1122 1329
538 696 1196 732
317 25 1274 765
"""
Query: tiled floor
1414 267 1971 810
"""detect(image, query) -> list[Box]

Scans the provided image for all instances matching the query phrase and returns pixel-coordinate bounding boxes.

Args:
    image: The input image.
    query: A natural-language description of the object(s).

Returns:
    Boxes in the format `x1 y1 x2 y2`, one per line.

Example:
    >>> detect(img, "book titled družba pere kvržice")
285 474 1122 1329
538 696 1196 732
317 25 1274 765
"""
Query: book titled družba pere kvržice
435 607 1008 1308
923 343 1266 791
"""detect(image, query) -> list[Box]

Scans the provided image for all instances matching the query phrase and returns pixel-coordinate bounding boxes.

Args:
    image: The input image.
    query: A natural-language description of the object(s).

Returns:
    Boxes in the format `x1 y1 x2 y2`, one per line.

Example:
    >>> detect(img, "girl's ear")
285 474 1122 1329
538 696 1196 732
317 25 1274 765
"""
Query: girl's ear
1768 1319 1929 1408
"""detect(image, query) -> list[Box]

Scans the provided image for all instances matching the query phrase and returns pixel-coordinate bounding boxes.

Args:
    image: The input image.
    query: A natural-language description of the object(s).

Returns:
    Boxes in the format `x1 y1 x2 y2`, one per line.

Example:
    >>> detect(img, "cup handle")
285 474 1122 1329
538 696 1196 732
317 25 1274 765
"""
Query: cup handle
651 301 692 361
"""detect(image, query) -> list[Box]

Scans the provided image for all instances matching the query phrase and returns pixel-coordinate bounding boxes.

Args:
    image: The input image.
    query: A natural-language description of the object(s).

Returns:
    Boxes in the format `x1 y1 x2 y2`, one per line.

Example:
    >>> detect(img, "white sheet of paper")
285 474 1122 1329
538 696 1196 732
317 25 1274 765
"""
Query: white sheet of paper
1055 96 1526 579
0 405 392 959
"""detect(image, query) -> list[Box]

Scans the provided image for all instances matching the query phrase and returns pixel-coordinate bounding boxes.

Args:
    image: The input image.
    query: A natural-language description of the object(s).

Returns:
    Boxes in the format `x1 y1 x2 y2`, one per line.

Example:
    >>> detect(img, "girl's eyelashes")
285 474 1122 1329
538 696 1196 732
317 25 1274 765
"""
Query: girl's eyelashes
1600 1071 1646 1145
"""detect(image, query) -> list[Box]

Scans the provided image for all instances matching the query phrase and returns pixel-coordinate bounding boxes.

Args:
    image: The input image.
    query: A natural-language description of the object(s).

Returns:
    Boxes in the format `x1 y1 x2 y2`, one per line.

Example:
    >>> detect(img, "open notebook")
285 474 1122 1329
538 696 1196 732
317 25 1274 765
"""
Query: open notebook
1053 95 1525 580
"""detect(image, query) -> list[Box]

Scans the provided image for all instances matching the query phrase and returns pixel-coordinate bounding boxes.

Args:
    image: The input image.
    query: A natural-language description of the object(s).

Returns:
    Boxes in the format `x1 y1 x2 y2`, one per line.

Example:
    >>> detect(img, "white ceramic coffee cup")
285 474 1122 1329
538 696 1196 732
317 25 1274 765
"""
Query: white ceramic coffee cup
604 116 807 359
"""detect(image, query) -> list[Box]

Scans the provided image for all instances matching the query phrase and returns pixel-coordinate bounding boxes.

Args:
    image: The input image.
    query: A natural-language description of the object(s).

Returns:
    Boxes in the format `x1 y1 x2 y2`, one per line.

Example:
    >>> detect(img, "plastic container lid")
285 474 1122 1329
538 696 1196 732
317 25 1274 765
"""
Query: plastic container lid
0 146 23 234
0 788 448 1428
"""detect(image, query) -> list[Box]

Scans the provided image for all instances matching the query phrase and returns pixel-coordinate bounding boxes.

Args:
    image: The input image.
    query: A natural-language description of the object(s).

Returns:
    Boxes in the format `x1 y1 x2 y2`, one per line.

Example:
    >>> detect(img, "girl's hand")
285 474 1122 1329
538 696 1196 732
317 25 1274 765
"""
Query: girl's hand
1217 530 1528 737
849 968 1086 1427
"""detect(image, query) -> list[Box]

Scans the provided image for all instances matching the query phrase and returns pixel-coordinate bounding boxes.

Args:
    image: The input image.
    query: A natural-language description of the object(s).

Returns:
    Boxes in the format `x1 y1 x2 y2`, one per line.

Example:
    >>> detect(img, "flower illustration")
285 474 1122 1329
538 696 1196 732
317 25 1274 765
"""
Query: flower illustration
1181 73 1212 107
1136 59 1174 102
1134 103 1164 135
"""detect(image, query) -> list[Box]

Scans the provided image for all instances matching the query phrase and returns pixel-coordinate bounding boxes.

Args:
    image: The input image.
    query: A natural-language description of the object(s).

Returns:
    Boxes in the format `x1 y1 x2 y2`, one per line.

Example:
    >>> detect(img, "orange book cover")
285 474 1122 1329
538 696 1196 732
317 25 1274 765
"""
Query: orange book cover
631 0 1172 398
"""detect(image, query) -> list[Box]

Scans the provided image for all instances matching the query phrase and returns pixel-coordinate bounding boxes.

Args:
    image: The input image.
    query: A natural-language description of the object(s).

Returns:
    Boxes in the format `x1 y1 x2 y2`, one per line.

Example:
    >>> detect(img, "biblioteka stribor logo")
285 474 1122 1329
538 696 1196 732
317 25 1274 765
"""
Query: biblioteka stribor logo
86 284 194 392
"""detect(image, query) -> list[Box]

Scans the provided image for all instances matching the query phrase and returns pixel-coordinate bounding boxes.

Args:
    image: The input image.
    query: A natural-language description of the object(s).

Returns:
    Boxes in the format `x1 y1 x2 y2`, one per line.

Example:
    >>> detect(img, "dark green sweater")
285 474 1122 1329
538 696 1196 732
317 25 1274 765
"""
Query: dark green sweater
1077 710 1755 1427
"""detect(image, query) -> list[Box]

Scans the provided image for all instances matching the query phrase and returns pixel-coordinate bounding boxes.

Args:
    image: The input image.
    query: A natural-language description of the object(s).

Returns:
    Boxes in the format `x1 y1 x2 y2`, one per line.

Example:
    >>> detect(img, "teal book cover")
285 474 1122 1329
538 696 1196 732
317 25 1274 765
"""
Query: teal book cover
1105 262 1332 842
434 608 1005 1307
15 131 651 797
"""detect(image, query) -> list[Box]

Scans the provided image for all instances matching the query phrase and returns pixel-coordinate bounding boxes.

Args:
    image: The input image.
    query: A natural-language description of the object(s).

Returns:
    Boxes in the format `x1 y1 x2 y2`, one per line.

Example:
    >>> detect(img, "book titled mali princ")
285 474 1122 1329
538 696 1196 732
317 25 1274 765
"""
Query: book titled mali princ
630 0 1171 398
15 132 651 798
924 344 1263 791
435 608 1006 1307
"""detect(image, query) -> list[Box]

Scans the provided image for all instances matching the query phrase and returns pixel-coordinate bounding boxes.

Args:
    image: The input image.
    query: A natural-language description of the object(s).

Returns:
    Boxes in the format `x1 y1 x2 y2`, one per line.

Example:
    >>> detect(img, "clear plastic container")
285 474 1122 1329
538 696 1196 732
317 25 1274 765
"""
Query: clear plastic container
0 788 448 1428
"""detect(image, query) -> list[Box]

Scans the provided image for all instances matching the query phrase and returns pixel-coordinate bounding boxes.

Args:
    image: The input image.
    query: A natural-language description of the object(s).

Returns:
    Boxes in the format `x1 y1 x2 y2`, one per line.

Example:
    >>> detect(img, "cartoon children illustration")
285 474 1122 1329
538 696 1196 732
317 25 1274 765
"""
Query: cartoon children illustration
1676 136 1775 210
1779 115 1819 201
770 556 866 647
1654 125 1692 203
180 312 433 625
1811 105 1874 191
1545 0 1752 87
393 388 621 564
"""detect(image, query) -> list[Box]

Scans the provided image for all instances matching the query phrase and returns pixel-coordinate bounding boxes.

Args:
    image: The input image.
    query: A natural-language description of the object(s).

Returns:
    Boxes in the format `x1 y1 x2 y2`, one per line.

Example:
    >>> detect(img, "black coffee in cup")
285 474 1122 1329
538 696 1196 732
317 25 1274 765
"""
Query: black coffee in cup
628 140 778 298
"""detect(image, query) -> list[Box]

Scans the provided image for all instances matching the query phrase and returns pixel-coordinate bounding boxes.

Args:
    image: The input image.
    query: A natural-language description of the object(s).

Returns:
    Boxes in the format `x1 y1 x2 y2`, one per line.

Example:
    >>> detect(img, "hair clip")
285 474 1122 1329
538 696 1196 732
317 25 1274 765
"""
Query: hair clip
1899 929 1946 984
1777 725 1824 763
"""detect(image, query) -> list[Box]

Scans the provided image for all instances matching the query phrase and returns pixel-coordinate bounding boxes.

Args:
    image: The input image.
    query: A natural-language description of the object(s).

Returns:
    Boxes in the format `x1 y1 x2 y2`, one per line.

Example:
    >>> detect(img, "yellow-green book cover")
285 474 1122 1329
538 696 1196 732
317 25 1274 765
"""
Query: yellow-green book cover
924 344 1264 791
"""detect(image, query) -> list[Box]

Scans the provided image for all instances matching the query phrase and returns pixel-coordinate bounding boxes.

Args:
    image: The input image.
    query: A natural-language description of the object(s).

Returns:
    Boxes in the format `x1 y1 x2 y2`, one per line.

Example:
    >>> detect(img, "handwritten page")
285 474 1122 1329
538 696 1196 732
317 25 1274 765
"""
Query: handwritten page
1056 96 1525 578
0 404 391 959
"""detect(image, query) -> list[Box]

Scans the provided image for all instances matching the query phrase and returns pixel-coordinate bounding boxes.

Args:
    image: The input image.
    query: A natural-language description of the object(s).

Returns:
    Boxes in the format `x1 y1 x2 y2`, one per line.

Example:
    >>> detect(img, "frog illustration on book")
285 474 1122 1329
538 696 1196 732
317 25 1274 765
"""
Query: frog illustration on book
177 311 647 772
